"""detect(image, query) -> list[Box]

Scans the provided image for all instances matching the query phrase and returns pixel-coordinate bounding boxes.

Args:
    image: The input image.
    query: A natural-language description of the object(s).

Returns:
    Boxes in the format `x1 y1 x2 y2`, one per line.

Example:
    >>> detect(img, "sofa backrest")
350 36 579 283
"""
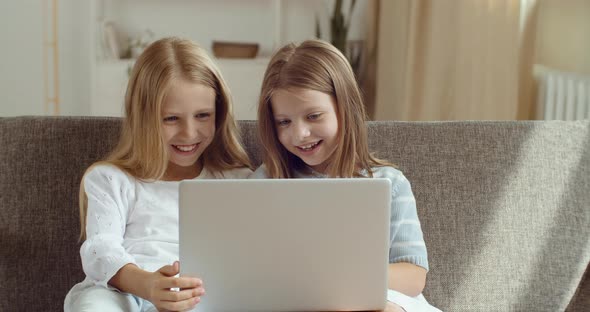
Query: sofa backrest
0 117 588 311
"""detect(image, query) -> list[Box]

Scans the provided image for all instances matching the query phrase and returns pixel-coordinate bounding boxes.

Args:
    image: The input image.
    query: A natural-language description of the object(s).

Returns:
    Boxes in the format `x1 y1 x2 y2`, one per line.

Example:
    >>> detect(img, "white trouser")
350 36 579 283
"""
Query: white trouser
387 289 443 312
64 284 156 312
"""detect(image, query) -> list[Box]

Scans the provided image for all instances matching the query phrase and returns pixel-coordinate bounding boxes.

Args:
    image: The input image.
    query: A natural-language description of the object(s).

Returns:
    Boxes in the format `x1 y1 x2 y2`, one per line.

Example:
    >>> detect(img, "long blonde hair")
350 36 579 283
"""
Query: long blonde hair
258 39 390 179
79 37 251 240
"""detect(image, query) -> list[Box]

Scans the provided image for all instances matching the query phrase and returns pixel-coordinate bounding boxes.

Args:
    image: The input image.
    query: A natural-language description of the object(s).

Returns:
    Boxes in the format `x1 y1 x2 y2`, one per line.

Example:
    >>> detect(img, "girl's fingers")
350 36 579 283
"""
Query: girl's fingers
157 276 202 289
159 295 201 311
159 287 205 302
157 263 179 277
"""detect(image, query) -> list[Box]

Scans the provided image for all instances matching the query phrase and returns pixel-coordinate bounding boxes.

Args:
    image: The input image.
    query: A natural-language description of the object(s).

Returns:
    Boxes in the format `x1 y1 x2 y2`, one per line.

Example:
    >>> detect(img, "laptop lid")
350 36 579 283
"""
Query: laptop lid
179 178 391 312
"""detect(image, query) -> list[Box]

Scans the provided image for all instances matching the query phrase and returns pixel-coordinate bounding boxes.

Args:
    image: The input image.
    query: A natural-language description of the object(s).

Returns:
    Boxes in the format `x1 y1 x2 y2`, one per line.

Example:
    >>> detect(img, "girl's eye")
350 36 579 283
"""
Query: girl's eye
163 116 178 122
195 112 211 119
308 113 322 120
276 119 290 127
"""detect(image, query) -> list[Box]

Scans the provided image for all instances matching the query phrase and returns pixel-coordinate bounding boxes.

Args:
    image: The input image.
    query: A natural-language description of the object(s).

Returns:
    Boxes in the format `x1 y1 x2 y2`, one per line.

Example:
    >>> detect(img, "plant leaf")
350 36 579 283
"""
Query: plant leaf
315 14 321 39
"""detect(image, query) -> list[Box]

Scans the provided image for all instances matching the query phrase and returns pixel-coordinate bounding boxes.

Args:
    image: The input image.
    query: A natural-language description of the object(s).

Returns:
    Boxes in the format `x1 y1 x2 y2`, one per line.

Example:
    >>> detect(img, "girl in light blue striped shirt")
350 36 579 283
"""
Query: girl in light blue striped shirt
251 39 440 312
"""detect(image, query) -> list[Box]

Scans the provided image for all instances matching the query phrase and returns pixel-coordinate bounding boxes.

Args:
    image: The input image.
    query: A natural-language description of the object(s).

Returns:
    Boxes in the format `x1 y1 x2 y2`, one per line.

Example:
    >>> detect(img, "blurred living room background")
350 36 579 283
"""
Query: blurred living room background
0 0 588 121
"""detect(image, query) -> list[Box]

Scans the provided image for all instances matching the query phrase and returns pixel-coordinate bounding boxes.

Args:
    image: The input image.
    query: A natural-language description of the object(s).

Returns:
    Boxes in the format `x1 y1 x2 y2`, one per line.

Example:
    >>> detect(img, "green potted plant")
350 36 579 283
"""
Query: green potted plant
316 0 357 57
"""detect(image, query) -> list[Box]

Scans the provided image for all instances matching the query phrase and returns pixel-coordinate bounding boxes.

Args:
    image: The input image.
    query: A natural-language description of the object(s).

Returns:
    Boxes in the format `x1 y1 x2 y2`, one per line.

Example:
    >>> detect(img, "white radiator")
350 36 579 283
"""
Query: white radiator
534 65 590 120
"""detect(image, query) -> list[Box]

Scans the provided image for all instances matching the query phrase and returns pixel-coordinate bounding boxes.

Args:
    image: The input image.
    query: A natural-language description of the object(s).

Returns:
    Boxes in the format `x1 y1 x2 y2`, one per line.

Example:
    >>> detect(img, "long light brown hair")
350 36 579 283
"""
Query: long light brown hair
79 37 251 240
258 39 391 179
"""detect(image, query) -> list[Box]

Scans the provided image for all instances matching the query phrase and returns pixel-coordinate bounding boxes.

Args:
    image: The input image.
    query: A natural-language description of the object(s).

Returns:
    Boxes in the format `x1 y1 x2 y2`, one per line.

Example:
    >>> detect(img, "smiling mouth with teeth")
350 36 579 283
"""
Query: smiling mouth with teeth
173 144 199 153
297 140 322 151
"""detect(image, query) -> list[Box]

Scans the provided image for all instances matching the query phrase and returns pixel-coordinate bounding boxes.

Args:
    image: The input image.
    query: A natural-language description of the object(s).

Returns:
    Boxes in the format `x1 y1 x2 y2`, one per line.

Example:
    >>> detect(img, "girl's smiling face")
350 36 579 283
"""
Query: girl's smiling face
271 88 339 174
161 79 216 179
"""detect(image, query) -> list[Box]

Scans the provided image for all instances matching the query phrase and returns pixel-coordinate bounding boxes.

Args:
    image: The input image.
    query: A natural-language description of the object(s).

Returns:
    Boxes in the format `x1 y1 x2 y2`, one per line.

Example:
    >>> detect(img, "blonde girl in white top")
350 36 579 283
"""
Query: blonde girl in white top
64 37 252 312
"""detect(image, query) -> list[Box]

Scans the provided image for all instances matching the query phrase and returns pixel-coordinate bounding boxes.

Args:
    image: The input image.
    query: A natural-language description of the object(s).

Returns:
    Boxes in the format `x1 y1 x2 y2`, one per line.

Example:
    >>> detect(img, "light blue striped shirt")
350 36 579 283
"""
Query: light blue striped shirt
250 165 429 271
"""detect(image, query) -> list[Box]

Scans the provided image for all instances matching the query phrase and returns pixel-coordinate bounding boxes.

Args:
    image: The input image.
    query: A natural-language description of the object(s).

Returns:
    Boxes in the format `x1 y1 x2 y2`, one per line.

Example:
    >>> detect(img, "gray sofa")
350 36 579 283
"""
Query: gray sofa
0 116 589 311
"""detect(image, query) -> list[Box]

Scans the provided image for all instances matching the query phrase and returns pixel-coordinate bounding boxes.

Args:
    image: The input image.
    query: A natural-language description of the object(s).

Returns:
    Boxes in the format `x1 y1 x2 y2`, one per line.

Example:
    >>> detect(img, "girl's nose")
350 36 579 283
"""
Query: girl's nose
181 120 197 138
294 122 311 140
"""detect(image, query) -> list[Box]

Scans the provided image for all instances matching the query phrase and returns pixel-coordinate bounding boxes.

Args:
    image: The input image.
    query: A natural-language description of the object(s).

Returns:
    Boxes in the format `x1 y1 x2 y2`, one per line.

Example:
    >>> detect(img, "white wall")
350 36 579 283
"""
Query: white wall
0 2 44 116
65 0 92 116
0 0 366 117
535 0 590 74
0 0 90 117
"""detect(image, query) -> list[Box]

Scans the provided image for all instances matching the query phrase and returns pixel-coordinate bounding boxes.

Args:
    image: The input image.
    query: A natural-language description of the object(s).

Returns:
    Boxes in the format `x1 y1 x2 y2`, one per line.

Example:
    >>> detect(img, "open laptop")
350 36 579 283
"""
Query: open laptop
179 178 391 312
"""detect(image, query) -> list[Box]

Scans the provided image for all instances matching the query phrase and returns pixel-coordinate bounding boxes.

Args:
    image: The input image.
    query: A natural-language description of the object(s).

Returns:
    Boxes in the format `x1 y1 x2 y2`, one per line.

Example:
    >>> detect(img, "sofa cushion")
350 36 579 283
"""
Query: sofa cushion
365 121 590 311
0 117 121 311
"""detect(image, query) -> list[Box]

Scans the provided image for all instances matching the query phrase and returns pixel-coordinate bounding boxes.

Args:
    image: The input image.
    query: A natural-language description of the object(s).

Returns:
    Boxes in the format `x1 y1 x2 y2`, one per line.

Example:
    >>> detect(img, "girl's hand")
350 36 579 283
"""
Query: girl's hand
325 302 405 312
145 261 205 312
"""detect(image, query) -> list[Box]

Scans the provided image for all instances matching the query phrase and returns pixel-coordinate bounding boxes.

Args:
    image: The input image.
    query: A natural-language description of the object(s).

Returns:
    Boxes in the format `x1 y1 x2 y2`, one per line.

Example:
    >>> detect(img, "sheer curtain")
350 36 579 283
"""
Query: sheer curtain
374 0 538 121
